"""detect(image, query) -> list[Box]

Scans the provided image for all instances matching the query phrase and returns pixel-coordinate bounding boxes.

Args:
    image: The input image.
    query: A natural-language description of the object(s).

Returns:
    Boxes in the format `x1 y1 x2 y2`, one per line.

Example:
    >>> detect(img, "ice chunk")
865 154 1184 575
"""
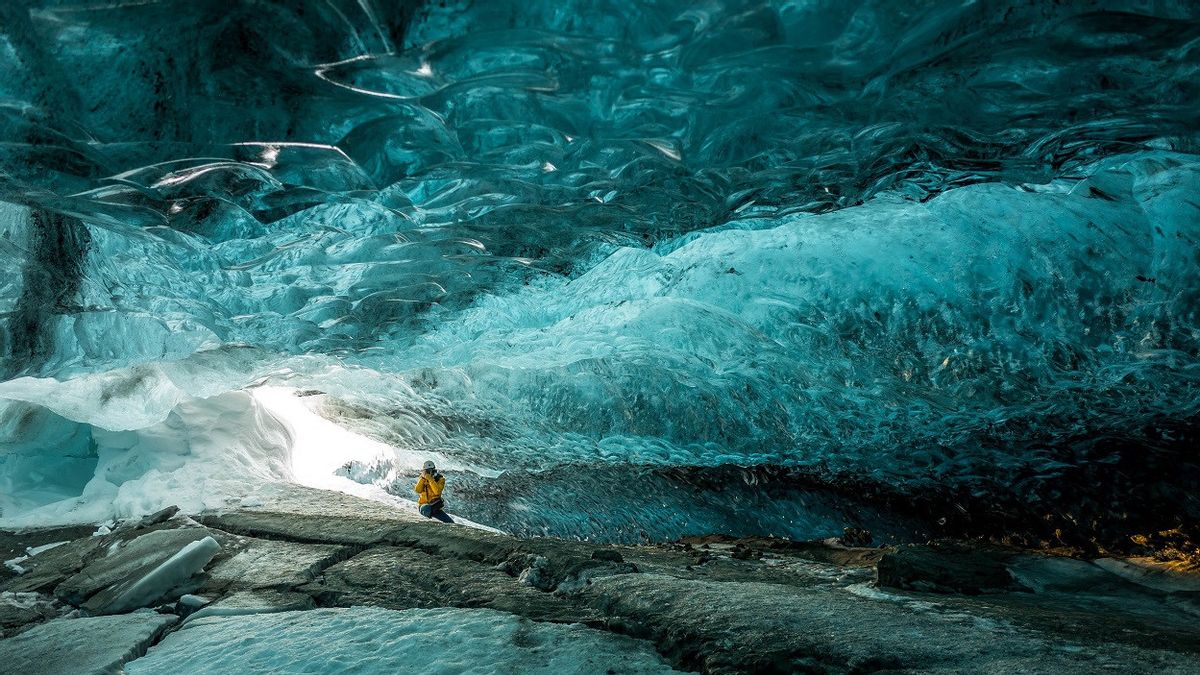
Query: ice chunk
83 536 220 614
178 594 212 608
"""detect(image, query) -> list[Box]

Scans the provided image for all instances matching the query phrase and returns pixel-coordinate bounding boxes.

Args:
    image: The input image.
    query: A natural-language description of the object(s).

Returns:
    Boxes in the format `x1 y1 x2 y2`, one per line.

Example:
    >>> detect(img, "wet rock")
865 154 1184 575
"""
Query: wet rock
138 505 180 528
198 511 409 547
55 528 218 611
580 571 1194 674
0 591 59 637
82 535 221 615
0 613 176 675
677 534 885 568
302 546 594 623
840 527 873 547
877 544 1029 595
1093 557 1200 593
554 559 639 595
729 542 765 561
185 589 314 623
3 535 109 595
56 526 218 605
0 525 96 565
516 555 552 590
592 548 625 563
203 538 354 592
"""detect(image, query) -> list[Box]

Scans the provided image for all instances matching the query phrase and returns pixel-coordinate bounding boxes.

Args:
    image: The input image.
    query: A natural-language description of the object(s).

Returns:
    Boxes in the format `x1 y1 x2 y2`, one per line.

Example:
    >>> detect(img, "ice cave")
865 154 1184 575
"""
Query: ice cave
1 1 1199 672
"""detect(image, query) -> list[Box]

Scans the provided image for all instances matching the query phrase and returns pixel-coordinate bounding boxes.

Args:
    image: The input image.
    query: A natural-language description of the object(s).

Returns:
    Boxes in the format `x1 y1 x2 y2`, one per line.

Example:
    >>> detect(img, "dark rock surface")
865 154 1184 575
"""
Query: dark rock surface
203 537 354 592
0 593 58 637
876 542 1029 594
2 487 1199 673
185 589 315 623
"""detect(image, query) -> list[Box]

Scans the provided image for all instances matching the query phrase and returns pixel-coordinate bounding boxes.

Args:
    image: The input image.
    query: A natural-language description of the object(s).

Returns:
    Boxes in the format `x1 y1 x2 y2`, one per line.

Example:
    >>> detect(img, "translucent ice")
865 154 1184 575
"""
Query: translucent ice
0 1 1198 542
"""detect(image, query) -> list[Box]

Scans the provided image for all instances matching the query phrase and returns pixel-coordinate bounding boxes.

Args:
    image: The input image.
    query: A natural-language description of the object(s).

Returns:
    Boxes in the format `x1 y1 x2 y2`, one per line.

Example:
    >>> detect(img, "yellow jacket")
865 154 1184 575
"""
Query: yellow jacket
415 473 445 505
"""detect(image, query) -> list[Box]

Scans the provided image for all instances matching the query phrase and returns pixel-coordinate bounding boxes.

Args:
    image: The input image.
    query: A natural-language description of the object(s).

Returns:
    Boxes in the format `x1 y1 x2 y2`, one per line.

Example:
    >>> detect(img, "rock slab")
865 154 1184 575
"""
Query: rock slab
0 613 177 675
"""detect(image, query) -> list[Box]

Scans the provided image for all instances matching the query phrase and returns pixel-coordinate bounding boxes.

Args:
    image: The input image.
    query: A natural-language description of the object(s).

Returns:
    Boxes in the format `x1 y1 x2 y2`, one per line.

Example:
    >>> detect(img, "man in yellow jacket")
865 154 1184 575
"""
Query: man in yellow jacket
415 460 454 523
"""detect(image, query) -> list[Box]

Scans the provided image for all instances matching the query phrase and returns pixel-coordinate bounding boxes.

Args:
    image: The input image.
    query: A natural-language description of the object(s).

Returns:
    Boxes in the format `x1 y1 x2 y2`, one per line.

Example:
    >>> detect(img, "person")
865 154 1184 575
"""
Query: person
415 460 454 523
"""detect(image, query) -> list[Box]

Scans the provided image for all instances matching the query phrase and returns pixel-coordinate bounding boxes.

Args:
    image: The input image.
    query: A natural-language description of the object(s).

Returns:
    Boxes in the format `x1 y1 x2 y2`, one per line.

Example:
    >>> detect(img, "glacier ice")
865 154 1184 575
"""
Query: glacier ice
0 0 1198 545
124 606 681 674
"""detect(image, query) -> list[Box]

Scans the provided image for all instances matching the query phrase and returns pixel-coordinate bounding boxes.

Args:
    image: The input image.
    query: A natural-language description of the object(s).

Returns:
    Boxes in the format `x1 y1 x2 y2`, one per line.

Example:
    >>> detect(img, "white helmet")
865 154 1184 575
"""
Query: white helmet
422 460 436 471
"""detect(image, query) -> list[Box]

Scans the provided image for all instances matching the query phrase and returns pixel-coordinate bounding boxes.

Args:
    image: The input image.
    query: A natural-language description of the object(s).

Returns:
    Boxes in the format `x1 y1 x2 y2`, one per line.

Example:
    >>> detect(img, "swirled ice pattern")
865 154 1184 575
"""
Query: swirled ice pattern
1 1 1199 541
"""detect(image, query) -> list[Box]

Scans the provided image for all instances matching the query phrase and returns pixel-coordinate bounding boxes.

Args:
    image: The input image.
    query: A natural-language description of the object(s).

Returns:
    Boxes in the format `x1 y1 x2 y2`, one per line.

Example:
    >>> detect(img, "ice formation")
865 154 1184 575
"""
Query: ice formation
125 606 681 674
1 1 1198 546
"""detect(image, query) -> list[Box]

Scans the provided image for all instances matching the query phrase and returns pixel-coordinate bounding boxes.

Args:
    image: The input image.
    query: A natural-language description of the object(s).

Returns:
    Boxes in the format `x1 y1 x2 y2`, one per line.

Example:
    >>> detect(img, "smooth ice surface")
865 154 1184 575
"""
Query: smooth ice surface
126 606 682 674
89 536 220 614
0 0 1198 542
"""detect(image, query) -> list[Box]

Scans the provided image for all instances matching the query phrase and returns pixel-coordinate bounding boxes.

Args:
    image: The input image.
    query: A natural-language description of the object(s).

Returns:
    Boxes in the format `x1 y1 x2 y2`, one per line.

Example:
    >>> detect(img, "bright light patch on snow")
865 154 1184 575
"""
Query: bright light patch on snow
250 386 427 492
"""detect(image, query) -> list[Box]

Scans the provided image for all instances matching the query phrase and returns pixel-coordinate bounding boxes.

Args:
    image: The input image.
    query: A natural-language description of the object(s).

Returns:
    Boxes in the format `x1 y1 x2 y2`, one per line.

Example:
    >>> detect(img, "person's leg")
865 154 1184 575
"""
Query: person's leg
431 507 454 523
419 504 432 519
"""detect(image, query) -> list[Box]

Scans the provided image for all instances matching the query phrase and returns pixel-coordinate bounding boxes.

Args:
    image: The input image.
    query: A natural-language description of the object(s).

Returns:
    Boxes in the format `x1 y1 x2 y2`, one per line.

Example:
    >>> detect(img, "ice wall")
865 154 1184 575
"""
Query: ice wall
1 1 1199 541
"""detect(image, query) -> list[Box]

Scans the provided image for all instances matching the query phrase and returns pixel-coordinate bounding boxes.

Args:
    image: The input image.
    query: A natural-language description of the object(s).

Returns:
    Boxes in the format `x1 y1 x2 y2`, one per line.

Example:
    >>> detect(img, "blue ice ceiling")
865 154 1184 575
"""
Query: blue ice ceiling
1 1 1198 543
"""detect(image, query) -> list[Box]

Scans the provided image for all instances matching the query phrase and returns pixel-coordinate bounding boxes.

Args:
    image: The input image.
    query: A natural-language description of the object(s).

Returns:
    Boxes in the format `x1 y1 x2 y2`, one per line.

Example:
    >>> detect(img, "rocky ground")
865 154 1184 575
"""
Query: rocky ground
1 485 1199 674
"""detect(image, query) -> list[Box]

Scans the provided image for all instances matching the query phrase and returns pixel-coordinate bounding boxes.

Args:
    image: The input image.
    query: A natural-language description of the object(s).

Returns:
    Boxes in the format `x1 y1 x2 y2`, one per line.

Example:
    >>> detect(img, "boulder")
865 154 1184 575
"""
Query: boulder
877 544 1029 594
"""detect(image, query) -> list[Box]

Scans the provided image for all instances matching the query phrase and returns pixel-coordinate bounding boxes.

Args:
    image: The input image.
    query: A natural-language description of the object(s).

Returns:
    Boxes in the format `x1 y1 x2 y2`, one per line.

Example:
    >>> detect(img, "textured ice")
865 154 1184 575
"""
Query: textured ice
1 1 1199 542
127 606 681 674
0 612 177 675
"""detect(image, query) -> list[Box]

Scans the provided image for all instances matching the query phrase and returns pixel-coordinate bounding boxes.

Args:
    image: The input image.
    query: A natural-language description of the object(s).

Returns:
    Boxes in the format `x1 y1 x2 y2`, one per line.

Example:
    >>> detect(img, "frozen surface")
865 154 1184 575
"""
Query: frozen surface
127 606 682 674
0 0 1198 544
54 528 213 607
0 613 177 675
88 535 220 614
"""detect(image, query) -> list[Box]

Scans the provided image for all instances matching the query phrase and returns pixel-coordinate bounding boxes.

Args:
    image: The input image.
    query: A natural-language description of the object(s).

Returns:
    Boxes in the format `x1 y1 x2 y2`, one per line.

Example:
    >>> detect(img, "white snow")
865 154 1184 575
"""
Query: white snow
102 536 221 614
0 391 292 527
128 606 683 674
250 386 430 494
3 540 71 575
25 540 69 556
0 382 488 531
